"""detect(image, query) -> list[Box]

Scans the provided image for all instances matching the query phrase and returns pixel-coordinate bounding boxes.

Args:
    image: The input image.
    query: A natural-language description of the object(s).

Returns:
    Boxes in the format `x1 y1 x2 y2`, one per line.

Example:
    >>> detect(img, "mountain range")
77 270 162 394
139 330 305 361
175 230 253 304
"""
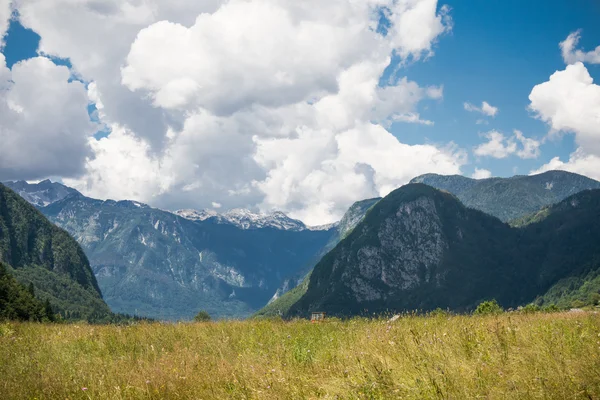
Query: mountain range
4 169 600 320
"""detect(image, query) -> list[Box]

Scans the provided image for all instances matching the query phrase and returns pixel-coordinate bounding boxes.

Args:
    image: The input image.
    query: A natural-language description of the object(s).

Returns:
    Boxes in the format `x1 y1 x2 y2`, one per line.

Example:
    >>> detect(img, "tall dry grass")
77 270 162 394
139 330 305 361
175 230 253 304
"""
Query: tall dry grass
0 312 599 399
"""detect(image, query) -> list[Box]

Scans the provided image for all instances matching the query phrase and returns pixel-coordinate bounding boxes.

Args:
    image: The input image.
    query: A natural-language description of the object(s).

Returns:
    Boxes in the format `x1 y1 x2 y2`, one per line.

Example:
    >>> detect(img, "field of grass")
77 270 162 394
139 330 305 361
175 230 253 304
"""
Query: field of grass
1 312 599 399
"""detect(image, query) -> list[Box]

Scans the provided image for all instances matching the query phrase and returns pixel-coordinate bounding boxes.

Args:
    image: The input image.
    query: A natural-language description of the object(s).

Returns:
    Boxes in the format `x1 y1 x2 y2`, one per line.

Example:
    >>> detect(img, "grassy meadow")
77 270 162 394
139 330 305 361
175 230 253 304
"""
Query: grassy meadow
1 312 599 399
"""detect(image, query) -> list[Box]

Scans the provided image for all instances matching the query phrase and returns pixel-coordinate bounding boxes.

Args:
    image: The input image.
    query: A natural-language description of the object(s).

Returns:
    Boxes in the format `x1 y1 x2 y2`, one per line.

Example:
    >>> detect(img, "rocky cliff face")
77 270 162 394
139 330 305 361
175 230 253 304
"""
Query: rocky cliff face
256 197 380 315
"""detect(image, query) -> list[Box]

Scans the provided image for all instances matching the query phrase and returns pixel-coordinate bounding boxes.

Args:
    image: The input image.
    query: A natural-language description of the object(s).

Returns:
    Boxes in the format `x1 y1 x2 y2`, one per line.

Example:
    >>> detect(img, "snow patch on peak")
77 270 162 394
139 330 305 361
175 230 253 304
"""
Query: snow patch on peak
174 207 313 231
222 209 307 231
175 209 218 221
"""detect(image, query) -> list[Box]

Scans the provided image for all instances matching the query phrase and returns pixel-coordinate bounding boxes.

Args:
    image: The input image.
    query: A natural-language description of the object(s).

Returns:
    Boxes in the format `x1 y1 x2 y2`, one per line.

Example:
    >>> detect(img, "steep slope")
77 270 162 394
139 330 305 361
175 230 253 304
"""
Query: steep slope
3 180 80 207
255 198 380 317
288 185 600 317
410 170 600 222
0 184 110 320
41 194 334 320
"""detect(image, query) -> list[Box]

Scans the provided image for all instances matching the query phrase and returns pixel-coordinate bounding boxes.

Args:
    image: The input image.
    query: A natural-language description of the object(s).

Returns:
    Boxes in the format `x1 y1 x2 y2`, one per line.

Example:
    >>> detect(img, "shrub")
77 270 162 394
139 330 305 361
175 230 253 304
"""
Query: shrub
542 304 560 313
194 310 211 322
474 300 503 315
429 308 450 317
521 304 541 314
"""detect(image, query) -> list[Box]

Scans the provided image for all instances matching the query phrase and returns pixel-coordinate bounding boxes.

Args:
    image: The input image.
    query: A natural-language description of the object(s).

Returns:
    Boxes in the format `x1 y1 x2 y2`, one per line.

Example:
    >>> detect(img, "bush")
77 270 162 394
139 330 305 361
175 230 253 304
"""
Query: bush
428 308 450 317
194 310 211 322
542 304 560 313
521 304 541 314
474 300 503 315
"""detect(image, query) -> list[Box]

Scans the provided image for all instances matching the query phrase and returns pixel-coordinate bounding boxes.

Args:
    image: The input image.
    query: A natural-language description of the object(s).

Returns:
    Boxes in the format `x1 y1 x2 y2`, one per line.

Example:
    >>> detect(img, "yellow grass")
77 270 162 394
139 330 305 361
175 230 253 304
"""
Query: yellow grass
1 313 599 399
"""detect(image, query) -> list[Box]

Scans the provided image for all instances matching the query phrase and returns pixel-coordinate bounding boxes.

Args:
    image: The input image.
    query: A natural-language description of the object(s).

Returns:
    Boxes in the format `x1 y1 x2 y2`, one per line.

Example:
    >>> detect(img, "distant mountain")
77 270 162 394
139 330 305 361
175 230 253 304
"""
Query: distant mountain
255 197 380 317
175 207 327 231
40 193 335 320
285 184 600 317
410 170 600 222
0 183 110 321
3 180 80 207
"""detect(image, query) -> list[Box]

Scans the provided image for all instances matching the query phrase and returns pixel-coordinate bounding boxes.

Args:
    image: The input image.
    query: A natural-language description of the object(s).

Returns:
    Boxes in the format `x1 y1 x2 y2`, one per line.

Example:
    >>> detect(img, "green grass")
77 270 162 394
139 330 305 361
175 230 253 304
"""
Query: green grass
1 312 599 399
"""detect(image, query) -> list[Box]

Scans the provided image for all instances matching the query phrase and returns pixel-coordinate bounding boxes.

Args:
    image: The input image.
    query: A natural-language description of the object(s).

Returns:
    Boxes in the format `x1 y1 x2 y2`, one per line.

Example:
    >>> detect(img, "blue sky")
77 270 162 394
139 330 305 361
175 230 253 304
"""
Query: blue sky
1 0 599 223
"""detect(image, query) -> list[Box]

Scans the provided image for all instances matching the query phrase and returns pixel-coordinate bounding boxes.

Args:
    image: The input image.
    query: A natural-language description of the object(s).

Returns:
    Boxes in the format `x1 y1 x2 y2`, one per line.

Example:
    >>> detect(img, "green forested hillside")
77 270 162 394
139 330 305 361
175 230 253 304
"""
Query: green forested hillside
0 184 111 320
287 185 600 317
0 262 54 322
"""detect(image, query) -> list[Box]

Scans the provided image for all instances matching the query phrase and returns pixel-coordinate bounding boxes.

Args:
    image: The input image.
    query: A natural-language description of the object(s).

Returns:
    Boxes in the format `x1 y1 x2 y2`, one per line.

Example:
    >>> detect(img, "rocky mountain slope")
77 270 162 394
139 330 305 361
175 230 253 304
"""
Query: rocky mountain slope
256 197 381 316
0 184 110 320
40 193 335 320
410 170 600 222
175 208 311 231
3 180 80 207
287 184 600 317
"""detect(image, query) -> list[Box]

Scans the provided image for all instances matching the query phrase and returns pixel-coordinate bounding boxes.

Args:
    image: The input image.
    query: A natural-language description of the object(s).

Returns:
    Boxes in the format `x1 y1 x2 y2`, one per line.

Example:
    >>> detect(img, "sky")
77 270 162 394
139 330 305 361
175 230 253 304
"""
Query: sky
0 0 599 225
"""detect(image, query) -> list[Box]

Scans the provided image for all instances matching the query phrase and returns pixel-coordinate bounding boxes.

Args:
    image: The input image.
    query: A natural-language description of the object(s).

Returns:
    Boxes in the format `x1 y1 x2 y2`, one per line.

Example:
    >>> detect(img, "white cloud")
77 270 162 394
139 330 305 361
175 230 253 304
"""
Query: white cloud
0 0 11 47
474 129 539 160
12 0 458 224
392 112 434 125
254 122 465 224
530 149 600 181
529 62 600 155
473 131 516 159
386 0 452 61
471 168 492 179
63 125 168 202
464 101 498 117
560 30 600 65
0 55 96 181
514 130 541 159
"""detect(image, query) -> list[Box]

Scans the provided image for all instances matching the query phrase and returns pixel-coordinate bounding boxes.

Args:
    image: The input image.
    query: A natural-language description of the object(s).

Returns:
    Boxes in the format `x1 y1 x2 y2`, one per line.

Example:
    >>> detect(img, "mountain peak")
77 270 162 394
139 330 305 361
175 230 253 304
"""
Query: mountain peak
2 179 81 207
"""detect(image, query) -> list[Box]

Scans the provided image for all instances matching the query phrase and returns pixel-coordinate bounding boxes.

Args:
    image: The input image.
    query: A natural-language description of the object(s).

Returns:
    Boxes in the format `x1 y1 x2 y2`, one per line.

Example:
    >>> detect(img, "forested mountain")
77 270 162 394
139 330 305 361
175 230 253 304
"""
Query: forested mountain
40 193 334 320
410 170 600 222
0 184 111 320
286 184 600 317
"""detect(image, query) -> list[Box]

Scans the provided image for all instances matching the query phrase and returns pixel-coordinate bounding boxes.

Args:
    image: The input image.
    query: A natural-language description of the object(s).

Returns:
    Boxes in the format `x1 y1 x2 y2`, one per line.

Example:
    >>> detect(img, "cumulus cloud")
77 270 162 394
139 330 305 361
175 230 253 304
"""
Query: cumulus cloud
12 0 459 224
0 55 96 181
0 0 11 47
529 62 600 154
514 130 541 159
529 61 600 181
560 30 600 65
530 149 600 181
464 101 498 117
471 168 492 179
474 130 539 160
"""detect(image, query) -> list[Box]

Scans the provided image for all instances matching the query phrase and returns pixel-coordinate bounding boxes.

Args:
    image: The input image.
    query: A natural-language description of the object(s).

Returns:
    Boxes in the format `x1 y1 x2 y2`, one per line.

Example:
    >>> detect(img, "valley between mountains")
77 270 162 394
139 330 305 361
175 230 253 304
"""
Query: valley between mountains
3 169 600 321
